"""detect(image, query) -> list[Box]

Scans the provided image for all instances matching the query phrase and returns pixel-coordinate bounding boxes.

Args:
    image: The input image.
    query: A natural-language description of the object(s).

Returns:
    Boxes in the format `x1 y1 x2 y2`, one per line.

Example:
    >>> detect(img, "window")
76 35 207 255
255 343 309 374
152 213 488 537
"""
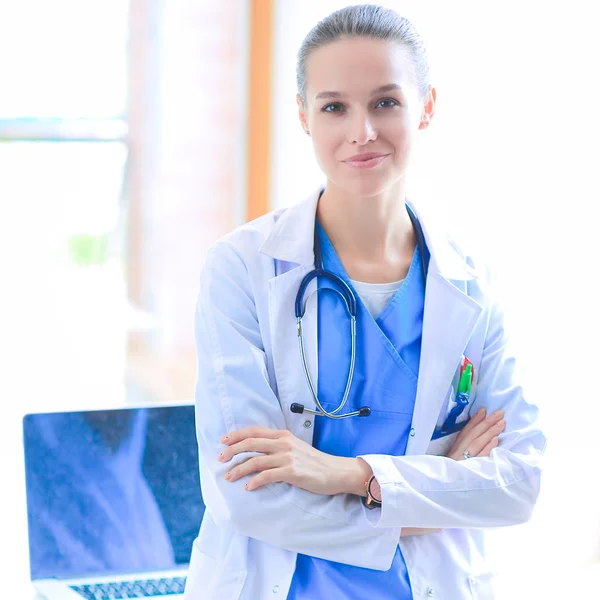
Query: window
2 0 129 408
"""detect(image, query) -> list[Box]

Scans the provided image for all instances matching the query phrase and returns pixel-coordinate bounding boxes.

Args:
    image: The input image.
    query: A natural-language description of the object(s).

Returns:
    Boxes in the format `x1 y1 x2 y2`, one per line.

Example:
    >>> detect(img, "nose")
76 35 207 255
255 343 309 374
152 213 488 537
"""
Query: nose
346 111 377 145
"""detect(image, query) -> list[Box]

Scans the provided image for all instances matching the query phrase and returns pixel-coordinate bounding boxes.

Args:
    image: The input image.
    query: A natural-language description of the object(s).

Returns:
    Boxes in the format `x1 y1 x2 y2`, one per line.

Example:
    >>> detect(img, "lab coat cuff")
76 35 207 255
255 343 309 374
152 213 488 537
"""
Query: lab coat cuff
357 454 405 529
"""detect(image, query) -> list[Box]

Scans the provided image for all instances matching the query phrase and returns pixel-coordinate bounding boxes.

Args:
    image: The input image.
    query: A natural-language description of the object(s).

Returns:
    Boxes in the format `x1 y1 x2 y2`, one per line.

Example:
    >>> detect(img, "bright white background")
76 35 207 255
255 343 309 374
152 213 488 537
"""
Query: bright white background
270 1 600 597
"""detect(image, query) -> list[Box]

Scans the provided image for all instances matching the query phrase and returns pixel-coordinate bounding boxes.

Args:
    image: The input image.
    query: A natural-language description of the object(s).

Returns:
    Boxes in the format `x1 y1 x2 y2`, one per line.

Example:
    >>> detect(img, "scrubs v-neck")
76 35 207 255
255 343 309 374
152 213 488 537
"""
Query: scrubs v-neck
286 222 426 599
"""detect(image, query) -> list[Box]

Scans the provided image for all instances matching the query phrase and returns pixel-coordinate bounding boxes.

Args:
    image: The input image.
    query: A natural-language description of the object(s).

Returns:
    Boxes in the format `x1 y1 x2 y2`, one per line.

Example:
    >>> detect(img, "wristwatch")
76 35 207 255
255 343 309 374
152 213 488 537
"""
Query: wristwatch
362 475 382 509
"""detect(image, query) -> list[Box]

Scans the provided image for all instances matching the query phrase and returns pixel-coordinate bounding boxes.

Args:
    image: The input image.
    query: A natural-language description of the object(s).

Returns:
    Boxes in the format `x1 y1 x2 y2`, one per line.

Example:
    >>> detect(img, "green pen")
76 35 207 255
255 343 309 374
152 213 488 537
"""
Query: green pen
458 363 473 395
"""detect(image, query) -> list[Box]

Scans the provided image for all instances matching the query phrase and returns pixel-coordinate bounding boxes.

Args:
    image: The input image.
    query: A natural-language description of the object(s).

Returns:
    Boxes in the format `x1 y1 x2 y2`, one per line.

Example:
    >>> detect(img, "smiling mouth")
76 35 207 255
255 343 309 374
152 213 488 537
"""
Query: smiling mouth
343 154 390 169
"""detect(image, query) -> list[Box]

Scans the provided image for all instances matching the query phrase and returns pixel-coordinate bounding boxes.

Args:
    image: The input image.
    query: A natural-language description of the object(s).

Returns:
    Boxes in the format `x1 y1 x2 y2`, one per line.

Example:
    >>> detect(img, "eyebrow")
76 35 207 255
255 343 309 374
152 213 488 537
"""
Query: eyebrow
315 83 403 100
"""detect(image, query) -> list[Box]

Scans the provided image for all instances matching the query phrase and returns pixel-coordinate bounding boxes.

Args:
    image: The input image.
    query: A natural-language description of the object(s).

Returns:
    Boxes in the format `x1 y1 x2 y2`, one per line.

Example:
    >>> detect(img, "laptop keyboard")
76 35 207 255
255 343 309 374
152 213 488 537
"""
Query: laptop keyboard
70 576 186 599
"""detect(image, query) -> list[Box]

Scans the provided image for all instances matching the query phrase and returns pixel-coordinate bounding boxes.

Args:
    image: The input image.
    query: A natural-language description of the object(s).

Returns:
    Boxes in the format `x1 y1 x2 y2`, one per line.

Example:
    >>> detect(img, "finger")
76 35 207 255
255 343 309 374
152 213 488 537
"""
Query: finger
245 467 289 491
448 414 504 461
225 454 281 482
400 528 443 537
467 420 505 456
218 437 278 463
477 436 499 457
221 427 285 445
460 411 504 446
453 408 487 445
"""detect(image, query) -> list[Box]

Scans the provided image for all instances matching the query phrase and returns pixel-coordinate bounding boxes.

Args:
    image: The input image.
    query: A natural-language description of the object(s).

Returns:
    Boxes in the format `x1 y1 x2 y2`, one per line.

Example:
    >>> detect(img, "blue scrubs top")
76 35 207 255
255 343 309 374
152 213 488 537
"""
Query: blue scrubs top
287 221 426 600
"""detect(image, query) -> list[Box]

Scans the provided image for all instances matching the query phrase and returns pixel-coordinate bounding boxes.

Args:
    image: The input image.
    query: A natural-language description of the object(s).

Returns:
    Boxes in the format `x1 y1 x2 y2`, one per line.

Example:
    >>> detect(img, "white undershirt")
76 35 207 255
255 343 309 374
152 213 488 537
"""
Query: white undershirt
349 279 405 320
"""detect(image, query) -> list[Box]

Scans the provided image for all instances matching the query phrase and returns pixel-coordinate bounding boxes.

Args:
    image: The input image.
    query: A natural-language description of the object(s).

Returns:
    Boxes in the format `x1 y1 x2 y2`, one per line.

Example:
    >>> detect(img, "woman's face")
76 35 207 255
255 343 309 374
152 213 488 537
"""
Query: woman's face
298 37 435 197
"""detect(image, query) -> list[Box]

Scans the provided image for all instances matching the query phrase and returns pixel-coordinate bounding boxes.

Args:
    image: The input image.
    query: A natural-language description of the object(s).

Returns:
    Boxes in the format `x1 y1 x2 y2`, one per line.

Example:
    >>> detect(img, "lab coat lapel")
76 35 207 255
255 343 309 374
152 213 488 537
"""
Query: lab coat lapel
261 188 322 442
405 271 482 455
268 265 318 443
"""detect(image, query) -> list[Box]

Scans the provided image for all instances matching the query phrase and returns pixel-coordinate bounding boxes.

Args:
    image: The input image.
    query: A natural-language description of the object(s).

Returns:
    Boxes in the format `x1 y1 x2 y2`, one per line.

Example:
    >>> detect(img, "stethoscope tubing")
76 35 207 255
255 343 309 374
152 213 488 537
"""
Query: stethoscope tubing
292 203 428 420
296 315 361 418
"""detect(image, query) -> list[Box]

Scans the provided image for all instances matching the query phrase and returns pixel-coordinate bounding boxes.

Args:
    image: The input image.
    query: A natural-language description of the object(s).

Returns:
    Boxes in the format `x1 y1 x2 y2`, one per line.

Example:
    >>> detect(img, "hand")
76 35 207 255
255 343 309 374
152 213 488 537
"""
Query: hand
446 408 505 461
218 426 360 495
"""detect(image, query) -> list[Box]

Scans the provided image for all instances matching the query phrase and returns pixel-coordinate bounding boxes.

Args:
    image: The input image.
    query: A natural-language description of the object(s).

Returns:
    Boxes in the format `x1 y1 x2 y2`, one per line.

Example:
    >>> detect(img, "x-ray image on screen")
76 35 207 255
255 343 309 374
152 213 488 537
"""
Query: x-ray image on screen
23 405 204 580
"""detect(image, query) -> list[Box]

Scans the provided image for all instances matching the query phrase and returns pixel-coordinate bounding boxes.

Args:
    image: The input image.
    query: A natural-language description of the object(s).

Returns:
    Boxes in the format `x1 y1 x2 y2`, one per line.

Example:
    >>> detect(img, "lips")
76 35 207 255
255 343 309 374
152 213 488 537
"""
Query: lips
343 152 390 169
344 152 389 162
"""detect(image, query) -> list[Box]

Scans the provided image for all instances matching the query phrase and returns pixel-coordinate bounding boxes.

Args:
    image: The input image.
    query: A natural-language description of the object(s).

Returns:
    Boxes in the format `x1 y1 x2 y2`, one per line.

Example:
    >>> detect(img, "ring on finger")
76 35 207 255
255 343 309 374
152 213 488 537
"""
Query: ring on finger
463 449 472 459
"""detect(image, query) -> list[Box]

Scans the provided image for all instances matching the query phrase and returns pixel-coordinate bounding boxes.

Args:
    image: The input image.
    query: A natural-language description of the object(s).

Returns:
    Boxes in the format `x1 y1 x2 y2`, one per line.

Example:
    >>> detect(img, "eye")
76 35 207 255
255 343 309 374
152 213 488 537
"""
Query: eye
321 102 345 113
375 98 400 109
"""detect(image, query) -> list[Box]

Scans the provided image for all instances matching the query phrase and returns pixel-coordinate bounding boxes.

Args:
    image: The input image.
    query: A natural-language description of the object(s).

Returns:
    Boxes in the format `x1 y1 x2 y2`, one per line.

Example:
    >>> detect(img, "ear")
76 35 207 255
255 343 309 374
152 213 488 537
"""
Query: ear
418 86 437 130
297 93 310 135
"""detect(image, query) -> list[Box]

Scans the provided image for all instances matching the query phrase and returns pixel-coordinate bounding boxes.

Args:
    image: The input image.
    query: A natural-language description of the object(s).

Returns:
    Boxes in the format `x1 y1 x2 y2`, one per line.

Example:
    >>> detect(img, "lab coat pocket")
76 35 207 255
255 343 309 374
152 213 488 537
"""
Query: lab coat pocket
426 430 458 457
425 385 459 457
184 538 247 600
467 570 498 600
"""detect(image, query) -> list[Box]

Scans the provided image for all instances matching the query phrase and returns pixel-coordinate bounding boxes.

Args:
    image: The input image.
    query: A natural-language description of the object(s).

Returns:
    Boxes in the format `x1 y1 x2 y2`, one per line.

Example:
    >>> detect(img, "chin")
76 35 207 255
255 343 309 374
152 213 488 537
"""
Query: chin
333 172 397 199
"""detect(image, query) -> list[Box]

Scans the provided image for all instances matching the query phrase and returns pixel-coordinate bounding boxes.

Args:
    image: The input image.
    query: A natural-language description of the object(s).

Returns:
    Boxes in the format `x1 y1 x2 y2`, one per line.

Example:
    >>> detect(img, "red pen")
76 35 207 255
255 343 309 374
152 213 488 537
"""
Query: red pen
460 356 474 381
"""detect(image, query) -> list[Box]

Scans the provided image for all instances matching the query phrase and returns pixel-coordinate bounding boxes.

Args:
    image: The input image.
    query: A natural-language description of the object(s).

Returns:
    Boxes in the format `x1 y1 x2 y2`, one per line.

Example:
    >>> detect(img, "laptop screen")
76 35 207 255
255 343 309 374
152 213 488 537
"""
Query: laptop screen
23 405 205 580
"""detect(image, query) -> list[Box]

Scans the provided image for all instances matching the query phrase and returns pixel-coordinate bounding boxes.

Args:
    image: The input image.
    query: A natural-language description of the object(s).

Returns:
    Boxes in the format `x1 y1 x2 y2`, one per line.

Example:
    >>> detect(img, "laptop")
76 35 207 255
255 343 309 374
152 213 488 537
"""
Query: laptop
22 403 205 599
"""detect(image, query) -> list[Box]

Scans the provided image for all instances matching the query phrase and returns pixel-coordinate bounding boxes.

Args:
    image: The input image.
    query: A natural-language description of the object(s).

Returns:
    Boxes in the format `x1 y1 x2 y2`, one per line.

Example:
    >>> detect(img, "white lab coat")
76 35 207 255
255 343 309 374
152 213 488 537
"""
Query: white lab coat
184 187 546 600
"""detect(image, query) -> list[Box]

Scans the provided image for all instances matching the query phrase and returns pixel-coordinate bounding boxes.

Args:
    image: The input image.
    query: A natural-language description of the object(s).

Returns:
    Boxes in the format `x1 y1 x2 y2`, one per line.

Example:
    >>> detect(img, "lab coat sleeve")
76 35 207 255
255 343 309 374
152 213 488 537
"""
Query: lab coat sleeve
358 268 547 530
194 242 400 571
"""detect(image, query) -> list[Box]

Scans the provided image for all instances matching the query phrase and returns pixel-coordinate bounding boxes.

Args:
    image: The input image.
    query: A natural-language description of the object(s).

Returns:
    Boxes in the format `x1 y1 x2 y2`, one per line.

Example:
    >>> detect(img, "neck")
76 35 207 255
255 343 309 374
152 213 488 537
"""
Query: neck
316 179 415 267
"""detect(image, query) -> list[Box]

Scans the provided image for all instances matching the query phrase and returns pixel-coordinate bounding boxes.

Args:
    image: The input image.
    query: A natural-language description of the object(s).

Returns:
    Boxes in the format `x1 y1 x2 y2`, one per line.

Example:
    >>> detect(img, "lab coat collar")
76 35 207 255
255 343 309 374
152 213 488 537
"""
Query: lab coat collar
259 186 477 281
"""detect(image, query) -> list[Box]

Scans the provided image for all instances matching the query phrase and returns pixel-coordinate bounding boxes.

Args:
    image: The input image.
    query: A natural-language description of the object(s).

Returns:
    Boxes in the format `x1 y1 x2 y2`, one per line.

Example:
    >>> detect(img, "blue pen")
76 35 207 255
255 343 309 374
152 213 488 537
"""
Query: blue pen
430 360 473 440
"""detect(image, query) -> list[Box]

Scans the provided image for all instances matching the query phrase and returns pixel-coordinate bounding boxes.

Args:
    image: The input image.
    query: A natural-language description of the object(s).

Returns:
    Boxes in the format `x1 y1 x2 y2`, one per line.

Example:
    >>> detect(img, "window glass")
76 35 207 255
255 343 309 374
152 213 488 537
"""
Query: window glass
0 0 127 119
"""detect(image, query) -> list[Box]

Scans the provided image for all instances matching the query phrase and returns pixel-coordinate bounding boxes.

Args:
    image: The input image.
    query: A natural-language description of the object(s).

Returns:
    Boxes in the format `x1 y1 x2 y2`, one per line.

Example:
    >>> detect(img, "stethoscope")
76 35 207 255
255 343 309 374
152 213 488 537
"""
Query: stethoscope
290 203 430 420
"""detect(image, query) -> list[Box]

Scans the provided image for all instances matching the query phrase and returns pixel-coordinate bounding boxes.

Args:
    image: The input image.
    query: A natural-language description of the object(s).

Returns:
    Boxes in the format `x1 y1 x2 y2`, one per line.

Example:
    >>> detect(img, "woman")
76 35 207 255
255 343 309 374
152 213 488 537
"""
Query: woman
184 5 546 599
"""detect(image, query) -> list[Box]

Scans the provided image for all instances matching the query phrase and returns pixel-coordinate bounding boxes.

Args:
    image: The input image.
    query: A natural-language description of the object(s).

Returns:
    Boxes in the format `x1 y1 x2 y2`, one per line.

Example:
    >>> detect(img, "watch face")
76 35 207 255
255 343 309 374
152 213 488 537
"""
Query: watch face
368 477 382 503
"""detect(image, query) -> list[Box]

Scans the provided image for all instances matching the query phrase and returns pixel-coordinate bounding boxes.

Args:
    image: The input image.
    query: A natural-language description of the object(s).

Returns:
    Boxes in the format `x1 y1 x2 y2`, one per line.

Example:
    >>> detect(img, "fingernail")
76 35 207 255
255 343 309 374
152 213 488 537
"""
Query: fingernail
225 472 231 480
497 419 505 427
221 435 229 443
477 408 486 415
218 453 224 461
494 411 504 417
244 483 250 491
